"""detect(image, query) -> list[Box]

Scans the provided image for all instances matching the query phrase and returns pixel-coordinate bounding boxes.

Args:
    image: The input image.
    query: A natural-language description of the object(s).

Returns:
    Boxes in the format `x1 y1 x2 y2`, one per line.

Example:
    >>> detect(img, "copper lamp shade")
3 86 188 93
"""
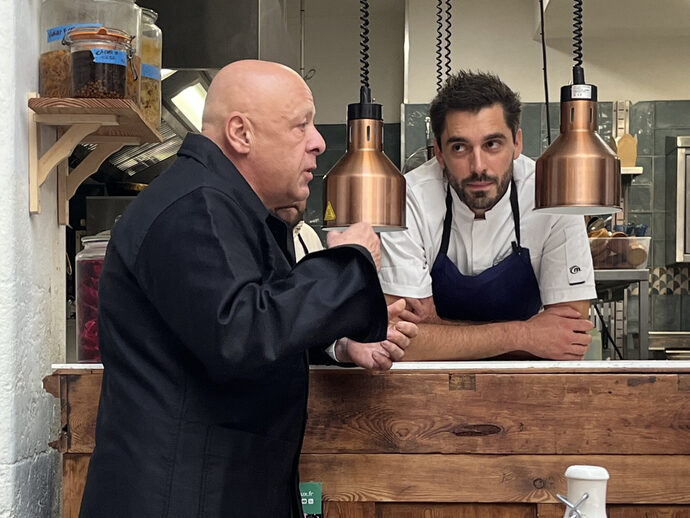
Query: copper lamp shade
323 90 406 231
535 83 621 215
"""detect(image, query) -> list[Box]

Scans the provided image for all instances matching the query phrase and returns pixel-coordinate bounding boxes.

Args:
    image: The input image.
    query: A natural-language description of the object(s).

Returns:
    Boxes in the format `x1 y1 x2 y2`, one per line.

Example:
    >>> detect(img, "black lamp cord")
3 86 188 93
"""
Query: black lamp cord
435 0 443 92
435 0 452 92
443 0 452 80
359 0 371 100
538 0 552 145
572 0 585 84
593 304 624 360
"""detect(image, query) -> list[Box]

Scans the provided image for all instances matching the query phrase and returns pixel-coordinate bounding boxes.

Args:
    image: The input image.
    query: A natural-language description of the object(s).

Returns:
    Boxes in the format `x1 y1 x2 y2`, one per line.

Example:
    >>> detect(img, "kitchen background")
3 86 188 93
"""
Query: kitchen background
3 0 690 515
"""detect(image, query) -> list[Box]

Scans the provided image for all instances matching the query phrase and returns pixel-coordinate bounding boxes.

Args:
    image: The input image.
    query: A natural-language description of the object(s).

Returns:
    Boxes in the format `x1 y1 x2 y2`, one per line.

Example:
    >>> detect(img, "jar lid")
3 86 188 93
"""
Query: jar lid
564 465 610 481
81 230 111 245
141 8 159 22
64 26 131 46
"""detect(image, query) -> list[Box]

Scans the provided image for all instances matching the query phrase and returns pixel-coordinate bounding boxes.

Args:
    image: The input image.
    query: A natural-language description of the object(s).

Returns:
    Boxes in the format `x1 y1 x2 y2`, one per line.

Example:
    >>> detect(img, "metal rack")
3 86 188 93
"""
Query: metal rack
593 268 649 359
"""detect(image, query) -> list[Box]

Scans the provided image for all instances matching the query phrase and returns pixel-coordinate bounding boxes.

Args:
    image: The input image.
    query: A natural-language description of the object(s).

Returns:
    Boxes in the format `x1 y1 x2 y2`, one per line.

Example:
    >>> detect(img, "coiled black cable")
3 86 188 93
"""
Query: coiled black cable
359 0 370 89
435 0 443 92
443 0 452 80
538 0 551 145
573 0 583 68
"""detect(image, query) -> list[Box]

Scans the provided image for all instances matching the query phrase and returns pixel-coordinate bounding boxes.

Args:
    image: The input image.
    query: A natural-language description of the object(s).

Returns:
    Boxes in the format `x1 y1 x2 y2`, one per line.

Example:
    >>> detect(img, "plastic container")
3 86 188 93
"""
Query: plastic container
140 8 162 127
589 236 650 269
64 26 133 98
75 232 110 362
39 0 141 99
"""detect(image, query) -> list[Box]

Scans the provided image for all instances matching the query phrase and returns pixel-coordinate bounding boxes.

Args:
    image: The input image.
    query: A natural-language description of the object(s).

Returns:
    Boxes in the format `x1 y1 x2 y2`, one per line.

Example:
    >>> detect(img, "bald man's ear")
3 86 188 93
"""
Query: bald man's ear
225 113 252 154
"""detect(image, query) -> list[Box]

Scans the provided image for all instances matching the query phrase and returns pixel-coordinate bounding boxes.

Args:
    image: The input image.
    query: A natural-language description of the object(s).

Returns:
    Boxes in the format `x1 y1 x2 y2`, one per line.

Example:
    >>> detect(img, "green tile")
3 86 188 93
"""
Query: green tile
630 101 655 156
665 211 677 242
383 123 401 169
629 184 651 212
654 128 690 155
653 239 666 268
652 212 665 240
305 175 324 226
651 293 681 331
631 156 652 185
597 102 614 139
315 149 345 177
652 156 666 211
521 103 542 158
317 124 347 151
682 295 690 331
654 101 690 129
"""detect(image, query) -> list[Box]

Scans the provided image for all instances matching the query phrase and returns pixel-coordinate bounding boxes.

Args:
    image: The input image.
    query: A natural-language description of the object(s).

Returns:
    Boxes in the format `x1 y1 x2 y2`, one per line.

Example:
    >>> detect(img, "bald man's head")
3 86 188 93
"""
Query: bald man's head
200 60 326 211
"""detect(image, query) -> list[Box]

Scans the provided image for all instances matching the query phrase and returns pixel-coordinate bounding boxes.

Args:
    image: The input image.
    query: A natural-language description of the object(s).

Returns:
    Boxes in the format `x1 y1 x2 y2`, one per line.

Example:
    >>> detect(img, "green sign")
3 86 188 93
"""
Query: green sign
299 481 322 516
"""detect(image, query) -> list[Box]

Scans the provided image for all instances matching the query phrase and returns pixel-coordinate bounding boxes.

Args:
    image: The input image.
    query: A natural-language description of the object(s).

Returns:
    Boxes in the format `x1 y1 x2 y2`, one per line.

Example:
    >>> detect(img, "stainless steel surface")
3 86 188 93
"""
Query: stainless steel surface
139 0 300 70
535 100 622 215
593 269 649 360
323 118 406 231
664 136 690 263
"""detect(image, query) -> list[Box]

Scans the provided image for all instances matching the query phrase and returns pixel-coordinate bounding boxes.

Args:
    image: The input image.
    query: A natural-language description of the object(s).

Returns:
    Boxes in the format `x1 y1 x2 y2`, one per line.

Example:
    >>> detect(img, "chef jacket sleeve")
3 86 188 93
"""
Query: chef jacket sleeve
133 188 388 380
537 213 597 305
379 187 435 299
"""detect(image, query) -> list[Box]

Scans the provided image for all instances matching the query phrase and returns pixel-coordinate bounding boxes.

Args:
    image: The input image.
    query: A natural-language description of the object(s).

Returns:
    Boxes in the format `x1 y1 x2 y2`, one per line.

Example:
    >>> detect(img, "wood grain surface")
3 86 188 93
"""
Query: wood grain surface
29 97 162 143
45 367 690 518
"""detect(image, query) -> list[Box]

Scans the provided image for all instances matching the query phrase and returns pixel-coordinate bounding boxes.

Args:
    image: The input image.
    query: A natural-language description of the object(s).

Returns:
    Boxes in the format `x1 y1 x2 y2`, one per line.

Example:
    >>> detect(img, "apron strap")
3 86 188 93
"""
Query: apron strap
509 178 521 251
440 186 454 255
441 177 521 256
297 233 310 257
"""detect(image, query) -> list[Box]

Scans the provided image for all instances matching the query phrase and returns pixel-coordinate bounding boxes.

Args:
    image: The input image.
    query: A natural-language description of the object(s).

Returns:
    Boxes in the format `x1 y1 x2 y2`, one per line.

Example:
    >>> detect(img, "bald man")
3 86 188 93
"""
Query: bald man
79 60 417 518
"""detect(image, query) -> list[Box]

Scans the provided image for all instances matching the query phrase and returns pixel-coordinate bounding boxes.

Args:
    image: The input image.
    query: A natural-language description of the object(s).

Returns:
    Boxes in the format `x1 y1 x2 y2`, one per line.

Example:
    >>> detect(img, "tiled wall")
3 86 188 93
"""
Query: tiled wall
522 100 690 332
630 101 690 331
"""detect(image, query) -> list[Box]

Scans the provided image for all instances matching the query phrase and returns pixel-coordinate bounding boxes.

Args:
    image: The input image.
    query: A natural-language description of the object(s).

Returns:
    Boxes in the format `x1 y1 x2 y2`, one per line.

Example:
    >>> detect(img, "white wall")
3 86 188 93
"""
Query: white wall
0 0 63 516
406 0 690 105
304 0 404 124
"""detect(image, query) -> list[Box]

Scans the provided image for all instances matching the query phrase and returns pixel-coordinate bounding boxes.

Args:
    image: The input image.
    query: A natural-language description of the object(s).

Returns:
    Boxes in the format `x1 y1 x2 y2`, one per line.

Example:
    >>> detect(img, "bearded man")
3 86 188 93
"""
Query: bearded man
379 70 595 361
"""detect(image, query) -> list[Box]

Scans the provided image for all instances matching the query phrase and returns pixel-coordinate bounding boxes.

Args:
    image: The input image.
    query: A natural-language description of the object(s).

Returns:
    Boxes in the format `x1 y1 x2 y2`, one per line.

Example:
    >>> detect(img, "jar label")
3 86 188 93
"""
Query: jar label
91 49 127 67
141 63 161 81
47 23 102 43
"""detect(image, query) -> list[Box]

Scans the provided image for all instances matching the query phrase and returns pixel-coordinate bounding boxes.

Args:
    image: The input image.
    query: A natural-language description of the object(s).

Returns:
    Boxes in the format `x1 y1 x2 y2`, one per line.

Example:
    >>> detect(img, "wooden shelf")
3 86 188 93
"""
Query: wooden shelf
28 96 163 225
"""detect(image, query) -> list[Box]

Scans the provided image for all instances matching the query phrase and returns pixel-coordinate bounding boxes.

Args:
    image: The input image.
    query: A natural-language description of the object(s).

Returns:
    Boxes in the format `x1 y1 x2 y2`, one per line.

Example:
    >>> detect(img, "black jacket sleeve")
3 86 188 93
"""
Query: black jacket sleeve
134 188 387 381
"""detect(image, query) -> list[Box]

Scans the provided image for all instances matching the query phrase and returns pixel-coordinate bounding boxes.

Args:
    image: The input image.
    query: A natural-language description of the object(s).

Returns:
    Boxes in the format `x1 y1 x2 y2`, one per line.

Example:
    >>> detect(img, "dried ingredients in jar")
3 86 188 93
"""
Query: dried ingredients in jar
140 77 161 126
39 49 71 97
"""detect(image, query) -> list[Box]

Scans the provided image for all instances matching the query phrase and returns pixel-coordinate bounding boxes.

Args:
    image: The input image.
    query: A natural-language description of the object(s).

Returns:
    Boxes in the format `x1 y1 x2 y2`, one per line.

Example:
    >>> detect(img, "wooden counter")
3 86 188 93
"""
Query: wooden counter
44 362 690 517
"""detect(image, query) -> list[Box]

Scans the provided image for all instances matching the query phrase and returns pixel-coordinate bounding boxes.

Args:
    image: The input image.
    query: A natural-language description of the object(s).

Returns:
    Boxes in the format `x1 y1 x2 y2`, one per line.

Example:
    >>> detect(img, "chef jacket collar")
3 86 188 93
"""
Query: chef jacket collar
447 176 514 224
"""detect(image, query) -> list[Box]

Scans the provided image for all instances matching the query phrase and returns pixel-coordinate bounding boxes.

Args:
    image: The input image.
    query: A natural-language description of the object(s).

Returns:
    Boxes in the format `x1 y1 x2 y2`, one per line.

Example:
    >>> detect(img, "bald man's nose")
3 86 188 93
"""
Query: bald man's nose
310 126 326 155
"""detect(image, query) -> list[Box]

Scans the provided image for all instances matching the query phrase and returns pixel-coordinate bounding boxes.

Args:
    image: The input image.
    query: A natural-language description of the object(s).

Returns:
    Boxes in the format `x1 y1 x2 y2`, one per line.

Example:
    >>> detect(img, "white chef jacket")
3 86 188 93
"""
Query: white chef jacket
379 155 596 306
293 220 324 261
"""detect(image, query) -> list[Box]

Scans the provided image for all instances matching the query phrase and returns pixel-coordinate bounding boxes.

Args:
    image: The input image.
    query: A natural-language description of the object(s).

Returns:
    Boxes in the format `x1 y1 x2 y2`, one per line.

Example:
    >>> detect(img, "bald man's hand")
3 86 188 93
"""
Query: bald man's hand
326 222 381 271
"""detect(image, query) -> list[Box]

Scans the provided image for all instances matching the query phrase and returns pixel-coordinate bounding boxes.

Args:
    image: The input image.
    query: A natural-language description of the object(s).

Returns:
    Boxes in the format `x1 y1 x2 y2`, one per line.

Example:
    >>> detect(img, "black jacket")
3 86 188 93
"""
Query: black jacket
79 134 387 518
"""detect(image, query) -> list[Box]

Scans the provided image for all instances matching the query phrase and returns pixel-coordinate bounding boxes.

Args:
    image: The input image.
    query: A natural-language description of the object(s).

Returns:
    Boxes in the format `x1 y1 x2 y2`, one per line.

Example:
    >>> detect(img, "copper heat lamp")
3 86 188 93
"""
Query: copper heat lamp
534 0 621 215
322 1 406 231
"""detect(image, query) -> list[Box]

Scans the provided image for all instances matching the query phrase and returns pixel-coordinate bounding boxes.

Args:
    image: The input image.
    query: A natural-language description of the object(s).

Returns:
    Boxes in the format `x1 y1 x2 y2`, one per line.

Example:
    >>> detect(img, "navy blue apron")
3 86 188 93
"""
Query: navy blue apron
430 179 542 322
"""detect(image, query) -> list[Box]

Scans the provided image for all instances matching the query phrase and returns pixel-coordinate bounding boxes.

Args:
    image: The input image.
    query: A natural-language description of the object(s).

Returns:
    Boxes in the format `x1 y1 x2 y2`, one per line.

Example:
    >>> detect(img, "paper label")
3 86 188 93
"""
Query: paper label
91 49 127 67
47 23 101 43
141 63 161 80
300 481 322 517
571 84 592 99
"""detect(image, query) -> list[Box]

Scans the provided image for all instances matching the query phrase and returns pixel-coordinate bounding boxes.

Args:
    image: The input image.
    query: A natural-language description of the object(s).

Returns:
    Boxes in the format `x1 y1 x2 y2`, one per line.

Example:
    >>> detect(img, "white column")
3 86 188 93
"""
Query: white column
0 0 64 516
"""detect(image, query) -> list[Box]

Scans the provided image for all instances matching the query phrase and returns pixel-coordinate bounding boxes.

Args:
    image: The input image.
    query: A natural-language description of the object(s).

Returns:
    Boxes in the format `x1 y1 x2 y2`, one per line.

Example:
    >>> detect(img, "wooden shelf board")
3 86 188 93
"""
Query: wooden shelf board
28 97 162 144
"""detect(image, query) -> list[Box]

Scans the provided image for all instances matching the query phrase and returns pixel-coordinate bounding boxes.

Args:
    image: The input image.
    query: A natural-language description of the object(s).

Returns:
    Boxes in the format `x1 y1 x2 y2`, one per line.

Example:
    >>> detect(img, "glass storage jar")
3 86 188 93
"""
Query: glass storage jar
64 26 133 98
140 8 162 127
39 0 141 99
75 232 110 363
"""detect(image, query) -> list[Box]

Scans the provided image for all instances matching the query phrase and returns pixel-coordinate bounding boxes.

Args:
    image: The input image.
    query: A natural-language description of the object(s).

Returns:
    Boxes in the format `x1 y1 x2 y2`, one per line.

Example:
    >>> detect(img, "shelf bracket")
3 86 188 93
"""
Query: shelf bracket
28 101 120 214
28 95 161 224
